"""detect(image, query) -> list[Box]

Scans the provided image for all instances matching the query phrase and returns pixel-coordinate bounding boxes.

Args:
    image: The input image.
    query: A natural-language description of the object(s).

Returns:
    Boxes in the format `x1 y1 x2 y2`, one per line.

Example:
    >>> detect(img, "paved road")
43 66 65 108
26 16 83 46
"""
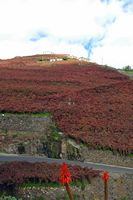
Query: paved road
0 154 133 174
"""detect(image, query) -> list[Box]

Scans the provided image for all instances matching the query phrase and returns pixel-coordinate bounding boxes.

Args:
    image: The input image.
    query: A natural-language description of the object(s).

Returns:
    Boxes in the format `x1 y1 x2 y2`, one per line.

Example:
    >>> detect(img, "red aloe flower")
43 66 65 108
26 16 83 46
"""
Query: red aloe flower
102 171 110 182
59 162 72 185
59 163 74 200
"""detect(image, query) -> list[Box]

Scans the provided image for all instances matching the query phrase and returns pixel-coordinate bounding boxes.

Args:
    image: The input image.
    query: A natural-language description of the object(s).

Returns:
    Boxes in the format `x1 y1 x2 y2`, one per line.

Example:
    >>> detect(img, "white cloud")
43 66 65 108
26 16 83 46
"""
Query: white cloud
35 36 88 57
0 0 133 68
91 6 133 68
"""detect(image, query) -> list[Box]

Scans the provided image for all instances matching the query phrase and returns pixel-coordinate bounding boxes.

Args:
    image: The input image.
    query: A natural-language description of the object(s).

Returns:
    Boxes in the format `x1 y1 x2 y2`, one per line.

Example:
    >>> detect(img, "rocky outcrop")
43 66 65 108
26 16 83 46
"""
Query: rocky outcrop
61 138 133 167
0 113 132 167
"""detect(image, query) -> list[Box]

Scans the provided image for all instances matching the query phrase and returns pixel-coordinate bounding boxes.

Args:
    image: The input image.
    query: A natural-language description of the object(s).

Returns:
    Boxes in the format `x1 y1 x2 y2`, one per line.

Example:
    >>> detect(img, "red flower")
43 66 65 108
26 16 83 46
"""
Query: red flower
102 171 110 182
59 163 72 185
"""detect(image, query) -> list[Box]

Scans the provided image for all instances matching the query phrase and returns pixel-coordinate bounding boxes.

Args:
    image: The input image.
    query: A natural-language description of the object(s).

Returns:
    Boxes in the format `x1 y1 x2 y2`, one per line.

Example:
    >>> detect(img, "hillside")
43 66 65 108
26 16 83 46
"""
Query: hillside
0 54 133 154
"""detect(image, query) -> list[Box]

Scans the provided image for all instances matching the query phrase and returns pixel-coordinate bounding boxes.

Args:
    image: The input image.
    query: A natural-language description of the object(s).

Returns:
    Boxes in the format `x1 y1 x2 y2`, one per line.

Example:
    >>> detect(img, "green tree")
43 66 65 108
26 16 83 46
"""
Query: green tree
123 65 131 71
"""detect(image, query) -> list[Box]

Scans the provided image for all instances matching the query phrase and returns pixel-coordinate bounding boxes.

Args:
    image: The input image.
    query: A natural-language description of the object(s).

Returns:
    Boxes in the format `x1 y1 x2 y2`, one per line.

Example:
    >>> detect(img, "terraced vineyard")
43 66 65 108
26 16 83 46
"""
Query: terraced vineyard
0 54 133 154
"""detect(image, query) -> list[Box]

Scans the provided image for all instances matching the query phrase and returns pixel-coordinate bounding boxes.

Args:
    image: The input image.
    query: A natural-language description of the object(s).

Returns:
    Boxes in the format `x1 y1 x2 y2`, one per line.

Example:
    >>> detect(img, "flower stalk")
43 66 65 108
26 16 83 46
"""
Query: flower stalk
102 171 110 200
65 183 74 200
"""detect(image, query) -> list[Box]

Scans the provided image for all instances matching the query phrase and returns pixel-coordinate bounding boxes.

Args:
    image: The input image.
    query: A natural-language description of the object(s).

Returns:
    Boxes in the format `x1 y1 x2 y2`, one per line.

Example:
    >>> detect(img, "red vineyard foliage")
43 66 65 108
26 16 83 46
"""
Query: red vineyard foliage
0 161 100 186
0 55 133 154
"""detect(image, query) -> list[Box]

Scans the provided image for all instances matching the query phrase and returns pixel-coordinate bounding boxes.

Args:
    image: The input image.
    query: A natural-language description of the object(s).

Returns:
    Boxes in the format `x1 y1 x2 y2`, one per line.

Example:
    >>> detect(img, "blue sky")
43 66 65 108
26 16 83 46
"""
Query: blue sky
0 0 133 68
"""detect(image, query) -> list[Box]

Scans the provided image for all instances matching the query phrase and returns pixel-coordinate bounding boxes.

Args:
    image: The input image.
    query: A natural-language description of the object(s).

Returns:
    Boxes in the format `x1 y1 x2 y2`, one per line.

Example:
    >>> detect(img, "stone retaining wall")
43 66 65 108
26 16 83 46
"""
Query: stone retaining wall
0 113 132 167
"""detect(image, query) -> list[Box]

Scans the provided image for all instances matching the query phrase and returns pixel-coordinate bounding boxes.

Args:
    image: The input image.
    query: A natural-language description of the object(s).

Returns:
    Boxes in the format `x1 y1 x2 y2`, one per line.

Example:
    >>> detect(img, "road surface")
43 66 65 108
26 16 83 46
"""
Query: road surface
0 154 133 174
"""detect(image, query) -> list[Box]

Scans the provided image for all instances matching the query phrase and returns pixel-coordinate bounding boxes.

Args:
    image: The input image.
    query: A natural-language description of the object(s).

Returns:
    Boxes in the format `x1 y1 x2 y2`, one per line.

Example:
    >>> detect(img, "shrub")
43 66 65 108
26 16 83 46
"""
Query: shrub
0 195 22 200
63 56 69 61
